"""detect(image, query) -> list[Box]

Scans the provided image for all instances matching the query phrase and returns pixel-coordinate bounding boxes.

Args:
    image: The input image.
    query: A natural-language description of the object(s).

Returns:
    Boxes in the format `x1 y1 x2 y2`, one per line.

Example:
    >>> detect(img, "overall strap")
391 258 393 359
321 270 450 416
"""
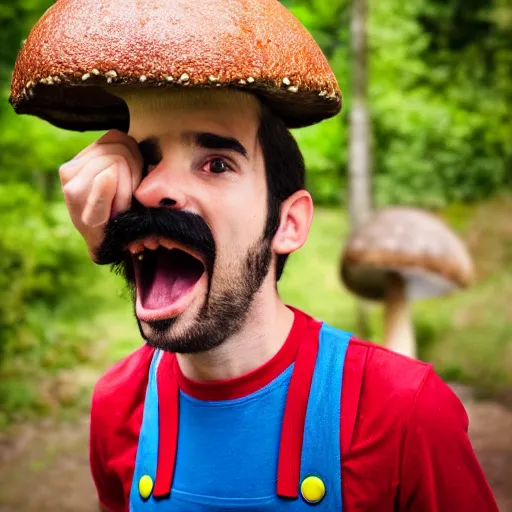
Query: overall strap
301 324 351 509
277 320 320 497
129 349 165 509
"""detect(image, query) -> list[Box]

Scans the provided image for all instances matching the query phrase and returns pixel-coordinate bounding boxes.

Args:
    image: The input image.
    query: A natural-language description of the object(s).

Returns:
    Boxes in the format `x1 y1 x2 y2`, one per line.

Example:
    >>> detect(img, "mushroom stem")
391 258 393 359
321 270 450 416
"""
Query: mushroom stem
383 273 416 358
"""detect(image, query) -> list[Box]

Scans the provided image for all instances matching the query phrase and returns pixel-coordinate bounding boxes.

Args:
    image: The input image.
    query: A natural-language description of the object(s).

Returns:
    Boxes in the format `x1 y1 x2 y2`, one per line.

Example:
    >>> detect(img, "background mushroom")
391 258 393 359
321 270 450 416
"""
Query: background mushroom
340 206 475 359
9 0 341 132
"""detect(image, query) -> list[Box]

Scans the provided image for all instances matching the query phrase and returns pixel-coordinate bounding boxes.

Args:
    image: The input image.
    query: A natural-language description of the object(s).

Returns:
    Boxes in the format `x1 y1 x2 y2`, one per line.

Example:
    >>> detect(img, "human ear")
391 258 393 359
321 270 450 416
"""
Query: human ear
272 190 314 256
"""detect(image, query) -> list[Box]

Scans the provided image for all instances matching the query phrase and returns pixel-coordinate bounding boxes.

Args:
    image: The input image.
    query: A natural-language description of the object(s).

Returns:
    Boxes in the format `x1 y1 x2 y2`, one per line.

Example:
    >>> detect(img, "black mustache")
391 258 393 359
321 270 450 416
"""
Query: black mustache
94 207 216 268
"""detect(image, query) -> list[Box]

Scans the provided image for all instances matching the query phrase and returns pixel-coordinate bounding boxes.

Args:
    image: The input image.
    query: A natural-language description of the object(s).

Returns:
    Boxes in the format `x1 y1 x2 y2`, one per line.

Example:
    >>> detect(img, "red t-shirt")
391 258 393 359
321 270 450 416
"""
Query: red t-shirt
90 310 498 511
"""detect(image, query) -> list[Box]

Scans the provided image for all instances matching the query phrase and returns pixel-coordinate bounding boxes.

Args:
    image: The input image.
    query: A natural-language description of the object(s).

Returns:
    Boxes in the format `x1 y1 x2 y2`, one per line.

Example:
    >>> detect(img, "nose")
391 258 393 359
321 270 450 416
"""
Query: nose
134 164 188 209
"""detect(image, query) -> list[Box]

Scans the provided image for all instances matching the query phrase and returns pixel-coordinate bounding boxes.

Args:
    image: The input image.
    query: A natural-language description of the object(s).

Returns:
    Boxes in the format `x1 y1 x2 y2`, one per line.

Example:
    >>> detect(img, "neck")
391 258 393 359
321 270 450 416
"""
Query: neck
175 283 294 382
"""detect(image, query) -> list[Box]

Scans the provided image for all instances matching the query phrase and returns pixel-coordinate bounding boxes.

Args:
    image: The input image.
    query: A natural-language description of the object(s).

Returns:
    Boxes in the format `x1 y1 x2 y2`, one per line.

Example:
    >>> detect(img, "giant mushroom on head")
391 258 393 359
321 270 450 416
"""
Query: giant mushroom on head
340 207 475 359
9 0 341 132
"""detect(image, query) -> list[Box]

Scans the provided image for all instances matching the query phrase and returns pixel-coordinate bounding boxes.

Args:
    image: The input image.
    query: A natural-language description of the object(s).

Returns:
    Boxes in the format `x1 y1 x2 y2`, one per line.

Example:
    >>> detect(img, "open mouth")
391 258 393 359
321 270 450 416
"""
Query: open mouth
128 237 206 322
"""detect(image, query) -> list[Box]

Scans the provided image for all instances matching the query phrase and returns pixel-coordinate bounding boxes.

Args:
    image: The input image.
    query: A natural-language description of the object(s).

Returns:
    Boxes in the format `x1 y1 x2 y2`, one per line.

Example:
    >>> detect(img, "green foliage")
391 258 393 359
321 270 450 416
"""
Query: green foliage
284 0 512 207
0 184 104 420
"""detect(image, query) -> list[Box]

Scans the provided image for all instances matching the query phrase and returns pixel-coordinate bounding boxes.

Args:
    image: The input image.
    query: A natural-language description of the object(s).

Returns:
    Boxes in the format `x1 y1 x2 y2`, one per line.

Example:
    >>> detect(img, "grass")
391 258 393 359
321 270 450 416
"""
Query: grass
2 195 511 426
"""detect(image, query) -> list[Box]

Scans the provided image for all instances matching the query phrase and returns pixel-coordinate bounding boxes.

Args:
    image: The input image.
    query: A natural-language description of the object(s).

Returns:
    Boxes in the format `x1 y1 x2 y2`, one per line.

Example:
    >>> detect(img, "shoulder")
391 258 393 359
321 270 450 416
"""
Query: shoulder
91 343 156 433
345 336 451 421
341 334 465 453
350 337 461 417
349 336 434 398
92 343 156 407
90 344 156 511
329 329 456 455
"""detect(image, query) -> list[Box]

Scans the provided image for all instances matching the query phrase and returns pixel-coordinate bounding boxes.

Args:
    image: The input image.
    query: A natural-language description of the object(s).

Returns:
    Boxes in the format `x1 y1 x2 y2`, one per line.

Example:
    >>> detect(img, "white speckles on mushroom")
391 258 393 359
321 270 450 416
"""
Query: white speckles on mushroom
246 76 255 84
282 77 291 86
238 79 247 85
81 73 91 81
47 77 54 85
53 76 61 84
139 75 147 83
105 70 117 79
165 75 174 82
208 75 218 83
40 78 49 85
318 90 327 97
28 88 35 98
26 80 34 89
179 73 189 83
91 68 100 76
288 85 299 93
106 77 113 84
216 83 222 87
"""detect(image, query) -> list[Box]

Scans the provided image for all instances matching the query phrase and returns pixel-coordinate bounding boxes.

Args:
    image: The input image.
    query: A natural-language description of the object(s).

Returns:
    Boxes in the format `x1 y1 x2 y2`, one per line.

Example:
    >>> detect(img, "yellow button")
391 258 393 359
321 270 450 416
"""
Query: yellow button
301 475 326 504
138 475 154 500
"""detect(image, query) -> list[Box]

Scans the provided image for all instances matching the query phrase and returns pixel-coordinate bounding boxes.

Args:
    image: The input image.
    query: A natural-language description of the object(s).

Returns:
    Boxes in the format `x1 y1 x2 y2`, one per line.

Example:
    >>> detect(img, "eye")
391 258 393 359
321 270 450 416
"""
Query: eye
204 158 231 174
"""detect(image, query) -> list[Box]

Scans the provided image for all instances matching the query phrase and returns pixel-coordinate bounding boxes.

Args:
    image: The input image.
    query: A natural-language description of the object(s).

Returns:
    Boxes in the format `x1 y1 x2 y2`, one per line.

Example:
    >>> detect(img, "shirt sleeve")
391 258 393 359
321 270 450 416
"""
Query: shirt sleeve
398 368 499 511
89 389 127 512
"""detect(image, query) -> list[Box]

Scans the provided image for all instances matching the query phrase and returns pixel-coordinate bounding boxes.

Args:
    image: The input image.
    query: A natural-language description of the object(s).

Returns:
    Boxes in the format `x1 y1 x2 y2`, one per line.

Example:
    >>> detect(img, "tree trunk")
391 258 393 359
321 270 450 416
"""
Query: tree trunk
348 0 372 228
348 0 373 338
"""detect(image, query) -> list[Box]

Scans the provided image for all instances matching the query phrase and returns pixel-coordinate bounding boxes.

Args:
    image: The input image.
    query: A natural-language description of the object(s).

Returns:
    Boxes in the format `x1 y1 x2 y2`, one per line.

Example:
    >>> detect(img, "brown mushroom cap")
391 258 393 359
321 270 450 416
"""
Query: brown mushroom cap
341 207 475 301
10 0 341 132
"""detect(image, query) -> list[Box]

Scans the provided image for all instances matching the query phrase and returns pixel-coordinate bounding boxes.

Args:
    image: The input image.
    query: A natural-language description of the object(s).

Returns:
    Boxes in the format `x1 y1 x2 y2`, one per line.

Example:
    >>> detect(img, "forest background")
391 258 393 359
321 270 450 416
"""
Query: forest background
0 0 511 426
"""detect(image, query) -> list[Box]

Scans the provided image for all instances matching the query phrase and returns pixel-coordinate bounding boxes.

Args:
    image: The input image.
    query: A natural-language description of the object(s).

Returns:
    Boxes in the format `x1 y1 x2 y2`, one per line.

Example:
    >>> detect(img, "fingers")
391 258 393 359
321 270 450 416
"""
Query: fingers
111 158 133 219
74 129 140 166
62 155 120 205
59 141 142 191
59 129 145 261
62 155 132 232
81 164 118 227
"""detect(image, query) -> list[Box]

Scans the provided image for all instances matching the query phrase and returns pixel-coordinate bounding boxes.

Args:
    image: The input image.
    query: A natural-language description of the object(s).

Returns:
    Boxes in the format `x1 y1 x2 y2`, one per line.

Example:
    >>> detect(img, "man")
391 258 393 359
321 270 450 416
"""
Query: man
11 1 498 510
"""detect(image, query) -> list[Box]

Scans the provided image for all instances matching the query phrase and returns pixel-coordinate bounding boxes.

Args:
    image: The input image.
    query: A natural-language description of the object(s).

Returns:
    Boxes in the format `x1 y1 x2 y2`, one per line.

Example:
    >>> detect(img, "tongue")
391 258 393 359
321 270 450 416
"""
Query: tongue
141 249 203 310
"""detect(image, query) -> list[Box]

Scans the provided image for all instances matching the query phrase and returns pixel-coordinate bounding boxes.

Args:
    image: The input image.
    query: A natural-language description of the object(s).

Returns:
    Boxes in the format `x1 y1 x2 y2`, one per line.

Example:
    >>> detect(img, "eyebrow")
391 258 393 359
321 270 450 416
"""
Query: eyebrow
189 132 248 159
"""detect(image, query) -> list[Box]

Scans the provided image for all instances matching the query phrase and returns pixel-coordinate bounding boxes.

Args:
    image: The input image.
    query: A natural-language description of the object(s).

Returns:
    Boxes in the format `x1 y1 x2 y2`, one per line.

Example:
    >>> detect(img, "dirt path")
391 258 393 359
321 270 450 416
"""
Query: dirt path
0 396 511 511
466 401 512 511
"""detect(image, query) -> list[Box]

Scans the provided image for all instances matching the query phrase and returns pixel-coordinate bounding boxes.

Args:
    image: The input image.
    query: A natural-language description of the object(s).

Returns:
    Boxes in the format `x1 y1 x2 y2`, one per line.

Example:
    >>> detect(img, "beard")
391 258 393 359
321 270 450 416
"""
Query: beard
138 236 272 353
96 202 274 355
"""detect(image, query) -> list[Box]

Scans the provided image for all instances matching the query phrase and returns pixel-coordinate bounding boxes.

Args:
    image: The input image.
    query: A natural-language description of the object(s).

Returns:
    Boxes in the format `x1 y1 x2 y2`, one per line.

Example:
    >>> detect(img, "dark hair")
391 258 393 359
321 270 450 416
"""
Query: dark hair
257 103 306 282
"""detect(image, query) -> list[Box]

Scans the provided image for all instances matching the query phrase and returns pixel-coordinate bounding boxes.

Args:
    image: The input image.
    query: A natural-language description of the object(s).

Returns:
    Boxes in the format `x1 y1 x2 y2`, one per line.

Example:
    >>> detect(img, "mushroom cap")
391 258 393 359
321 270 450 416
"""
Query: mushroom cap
9 0 341 132
341 207 475 301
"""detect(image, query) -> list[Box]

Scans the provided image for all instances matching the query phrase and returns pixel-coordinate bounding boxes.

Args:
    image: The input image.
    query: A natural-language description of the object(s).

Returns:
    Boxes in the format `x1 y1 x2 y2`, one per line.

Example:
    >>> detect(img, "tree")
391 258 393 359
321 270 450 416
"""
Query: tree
347 0 373 338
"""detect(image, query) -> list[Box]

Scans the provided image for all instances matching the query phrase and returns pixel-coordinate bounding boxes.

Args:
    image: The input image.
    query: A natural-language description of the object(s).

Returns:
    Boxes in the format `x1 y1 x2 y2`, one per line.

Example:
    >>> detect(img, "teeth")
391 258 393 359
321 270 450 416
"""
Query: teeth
128 240 145 255
127 237 204 267
159 239 175 251
143 236 159 251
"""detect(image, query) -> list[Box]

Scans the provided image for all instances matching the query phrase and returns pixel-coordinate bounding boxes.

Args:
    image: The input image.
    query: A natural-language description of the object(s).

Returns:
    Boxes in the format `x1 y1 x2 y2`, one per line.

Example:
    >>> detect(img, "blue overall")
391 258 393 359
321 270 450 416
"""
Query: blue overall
129 324 350 511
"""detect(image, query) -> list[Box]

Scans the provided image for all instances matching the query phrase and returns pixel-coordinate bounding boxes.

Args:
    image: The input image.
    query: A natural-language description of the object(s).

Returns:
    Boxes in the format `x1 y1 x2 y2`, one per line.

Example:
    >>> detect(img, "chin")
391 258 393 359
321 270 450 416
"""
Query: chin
136 290 212 352
137 313 223 354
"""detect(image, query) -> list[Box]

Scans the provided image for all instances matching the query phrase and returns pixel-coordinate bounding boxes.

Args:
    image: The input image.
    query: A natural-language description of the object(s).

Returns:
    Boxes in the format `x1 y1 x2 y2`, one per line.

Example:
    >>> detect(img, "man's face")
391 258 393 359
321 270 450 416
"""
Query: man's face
104 89 275 353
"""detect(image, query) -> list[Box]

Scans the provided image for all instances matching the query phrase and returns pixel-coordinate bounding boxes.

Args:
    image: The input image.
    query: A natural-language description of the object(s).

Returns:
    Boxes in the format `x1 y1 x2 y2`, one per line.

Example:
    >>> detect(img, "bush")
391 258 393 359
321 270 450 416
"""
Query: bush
0 183 104 420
